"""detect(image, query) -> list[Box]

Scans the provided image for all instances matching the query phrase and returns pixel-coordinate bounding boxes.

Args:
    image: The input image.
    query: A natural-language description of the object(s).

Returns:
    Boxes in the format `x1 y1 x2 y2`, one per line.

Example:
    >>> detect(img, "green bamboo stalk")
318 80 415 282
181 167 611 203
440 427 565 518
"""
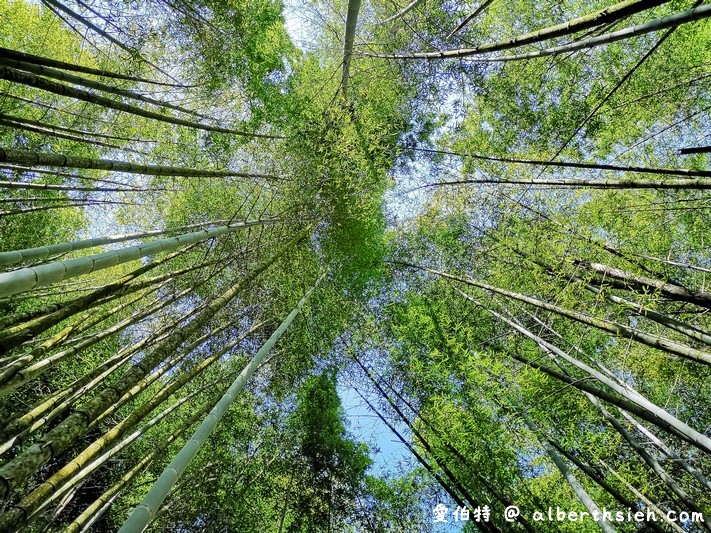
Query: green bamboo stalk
0 146 279 179
341 0 362 99
0 66 279 138
375 0 425 25
618 410 711 491
415 176 711 190
0 284 163 377
0 179 150 193
518 348 677 518
0 218 276 299
36 374 237 527
0 302 200 455
600 461 686 533
416 147 711 178
62 397 218 533
0 46 186 87
0 58 206 118
0 217 262 267
470 4 711 62
584 285 711 347
578 260 711 308
0 326 262 528
0 116 142 153
38 0 177 82
455 288 711 456
119 273 325 532
364 0 672 58
589 403 710 530
446 0 496 39
351 385 471 512
408 263 711 366
0 286 192 397
354 355 494 519
523 416 617 533
0 245 206 345
510 350 706 451
88 319 254 430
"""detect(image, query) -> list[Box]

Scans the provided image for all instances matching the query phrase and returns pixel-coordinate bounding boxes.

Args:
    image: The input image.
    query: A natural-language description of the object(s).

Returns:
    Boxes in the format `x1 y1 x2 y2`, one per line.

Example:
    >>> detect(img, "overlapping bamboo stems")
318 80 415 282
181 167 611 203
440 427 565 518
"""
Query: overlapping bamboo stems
0 294 217 455
519 321 711 518
61 396 217 532
455 289 711 526
365 2 710 60
0 320 266 529
119 272 325 532
471 5 711 62
0 285 195 397
0 146 279 179
415 147 711 179
0 228 309 516
0 115 146 154
87 320 261 431
0 217 279 299
0 178 156 193
33 338 272 516
0 242 211 340
576 260 711 309
351 354 492 521
0 47 186 86
522 415 617 533
349 385 479 526
38 0 174 80
419 176 711 190
387 372 544 528
35 380 220 524
584 285 711 347
368 0 668 58
417 299 670 532
404 263 711 366
516 306 711 494
0 67 277 138
1 280 165 364
600 461 687 533
0 57 207 117
0 112 154 146
491 240 711 347
451 287 711 455
618 410 711 492
0 217 247 267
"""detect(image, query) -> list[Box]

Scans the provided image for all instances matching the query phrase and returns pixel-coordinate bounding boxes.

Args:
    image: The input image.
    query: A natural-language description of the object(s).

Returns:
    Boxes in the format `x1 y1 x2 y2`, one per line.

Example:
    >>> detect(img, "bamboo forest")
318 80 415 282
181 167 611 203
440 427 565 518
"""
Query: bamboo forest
0 0 710 531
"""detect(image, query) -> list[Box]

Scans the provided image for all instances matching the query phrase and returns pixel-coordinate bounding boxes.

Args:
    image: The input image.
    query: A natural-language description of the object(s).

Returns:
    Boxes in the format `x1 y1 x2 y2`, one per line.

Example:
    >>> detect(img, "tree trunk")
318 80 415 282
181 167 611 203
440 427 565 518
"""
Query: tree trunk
577 260 711 309
0 218 276 299
419 264 711 365
415 147 711 179
0 57 206 118
0 218 245 267
420 176 711 189
0 46 186 86
0 66 277 138
522 415 617 533
365 4 711 60
0 146 278 179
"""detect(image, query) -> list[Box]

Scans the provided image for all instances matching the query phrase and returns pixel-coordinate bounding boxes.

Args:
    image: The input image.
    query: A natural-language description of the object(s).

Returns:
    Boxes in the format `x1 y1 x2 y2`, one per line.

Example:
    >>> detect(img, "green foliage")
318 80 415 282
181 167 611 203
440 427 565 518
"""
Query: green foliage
286 372 371 531
0 0 710 531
